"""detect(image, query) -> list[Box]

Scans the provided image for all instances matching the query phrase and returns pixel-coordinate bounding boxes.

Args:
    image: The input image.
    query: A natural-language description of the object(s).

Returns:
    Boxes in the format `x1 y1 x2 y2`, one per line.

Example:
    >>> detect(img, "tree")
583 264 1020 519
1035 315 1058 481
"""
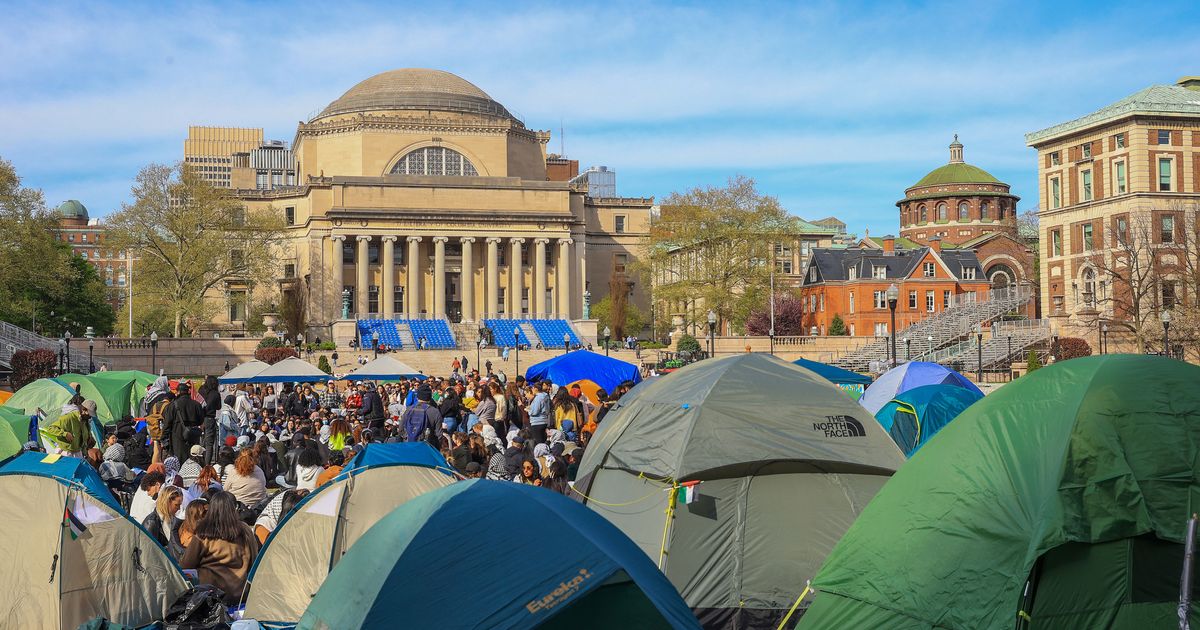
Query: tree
104 163 285 337
676 333 701 354
280 287 306 338
317 355 332 374
1017 208 1040 243
1056 337 1092 361
644 176 798 332
1026 349 1042 373
828 314 848 336
41 256 117 337
592 294 646 340
257 336 285 350
746 293 806 336
10 349 57 389
254 347 296 364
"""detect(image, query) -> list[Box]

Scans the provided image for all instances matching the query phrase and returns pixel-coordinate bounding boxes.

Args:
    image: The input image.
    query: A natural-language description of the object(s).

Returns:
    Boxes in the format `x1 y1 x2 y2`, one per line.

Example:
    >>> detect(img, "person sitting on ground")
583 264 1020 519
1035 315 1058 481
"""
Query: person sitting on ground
254 436 277 487
542 459 570 495
515 457 542 486
293 446 324 491
464 461 483 479
253 488 311 544
180 444 205 487
182 465 222 512
180 490 261 605
129 471 166 524
223 448 267 509
171 497 208 561
449 432 472 474
141 484 182 548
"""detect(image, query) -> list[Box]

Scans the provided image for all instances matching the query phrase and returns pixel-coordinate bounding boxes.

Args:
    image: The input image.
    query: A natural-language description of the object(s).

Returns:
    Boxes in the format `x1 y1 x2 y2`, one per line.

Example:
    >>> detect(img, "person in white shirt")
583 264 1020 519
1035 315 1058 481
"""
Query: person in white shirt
129 471 166 524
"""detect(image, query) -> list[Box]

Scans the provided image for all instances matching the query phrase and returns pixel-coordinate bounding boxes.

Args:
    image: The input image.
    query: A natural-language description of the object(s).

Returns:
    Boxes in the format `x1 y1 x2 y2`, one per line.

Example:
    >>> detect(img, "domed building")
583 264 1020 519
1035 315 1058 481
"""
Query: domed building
194 68 650 344
56 199 90 223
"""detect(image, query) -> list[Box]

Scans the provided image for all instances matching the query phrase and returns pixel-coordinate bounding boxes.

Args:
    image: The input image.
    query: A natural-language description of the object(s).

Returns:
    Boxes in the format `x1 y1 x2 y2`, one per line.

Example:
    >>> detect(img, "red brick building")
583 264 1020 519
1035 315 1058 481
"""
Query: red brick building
799 236 991 336
54 200 127 310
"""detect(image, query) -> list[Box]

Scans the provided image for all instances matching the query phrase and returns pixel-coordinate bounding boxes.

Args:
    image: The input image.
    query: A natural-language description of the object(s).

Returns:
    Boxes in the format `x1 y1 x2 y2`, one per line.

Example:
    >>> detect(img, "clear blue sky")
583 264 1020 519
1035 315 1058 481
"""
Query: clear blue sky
3 0 1198 237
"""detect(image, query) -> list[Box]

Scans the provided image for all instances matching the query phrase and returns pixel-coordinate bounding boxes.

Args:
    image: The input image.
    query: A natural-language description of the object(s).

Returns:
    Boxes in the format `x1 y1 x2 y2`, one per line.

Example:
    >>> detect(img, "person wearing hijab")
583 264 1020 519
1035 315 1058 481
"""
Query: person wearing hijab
486 447 510 480
533 443 555 477
162 456 182 487
481 424 503 454
144 376 172 415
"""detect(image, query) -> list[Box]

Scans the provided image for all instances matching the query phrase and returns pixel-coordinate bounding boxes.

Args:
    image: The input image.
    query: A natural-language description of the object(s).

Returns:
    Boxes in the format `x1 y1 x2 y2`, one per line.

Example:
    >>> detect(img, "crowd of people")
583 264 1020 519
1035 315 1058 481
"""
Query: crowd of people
35 366 638 606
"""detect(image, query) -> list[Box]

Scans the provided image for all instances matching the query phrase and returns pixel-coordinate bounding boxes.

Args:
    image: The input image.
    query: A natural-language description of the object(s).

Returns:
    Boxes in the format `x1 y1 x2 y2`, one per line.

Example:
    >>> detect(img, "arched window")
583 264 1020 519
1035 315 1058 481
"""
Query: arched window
391 147 479 177
1082 268 1096 308
937 202 948 221
958 202 969 222
998 202 1007 220
987 263 1015 288
919 205 927 223
980 201 989 219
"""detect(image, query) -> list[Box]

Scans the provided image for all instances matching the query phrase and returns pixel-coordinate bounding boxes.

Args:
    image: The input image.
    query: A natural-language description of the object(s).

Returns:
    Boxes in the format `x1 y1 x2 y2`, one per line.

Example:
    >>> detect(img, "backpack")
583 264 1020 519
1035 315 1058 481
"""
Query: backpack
146 399 169 441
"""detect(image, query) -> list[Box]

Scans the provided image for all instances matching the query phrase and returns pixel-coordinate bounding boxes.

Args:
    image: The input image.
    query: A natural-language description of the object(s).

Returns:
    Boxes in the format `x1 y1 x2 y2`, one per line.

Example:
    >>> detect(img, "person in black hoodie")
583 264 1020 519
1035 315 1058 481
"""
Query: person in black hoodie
162 382 203 461
438 383 464 434
198 376 222 466
123 423 152 470
358 383 386 434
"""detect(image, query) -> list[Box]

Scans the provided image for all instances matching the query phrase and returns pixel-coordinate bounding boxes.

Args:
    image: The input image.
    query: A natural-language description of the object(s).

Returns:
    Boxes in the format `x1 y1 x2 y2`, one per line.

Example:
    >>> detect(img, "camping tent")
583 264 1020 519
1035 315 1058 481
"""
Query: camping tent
0 406 33 443
241 357 329 384
3 377 75 418
338 355 425 381
524 349 641 392
296 480 701 629
574 353 904 628
0 452 188 628
4 372 153 425
798 355 1200 629
243 443 458 626
792 358 872 399
858 361 980 414
218 360 270 384
0 421 20 461
874 383 982 456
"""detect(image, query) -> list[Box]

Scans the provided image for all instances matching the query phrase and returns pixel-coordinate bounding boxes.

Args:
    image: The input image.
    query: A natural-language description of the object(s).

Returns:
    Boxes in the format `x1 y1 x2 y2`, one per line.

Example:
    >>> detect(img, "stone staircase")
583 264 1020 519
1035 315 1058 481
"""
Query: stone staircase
395 323 416 349
519 322 541 347
0 321 107 372
932 319 1051 371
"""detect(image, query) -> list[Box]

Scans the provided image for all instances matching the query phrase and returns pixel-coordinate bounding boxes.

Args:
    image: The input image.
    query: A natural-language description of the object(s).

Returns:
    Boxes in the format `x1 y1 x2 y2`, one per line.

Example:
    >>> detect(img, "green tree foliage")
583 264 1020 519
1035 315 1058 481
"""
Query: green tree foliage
1027 349 1043 372
317 355 332 374
105 163 285 337
829 314 848 336
257 336 285 350
592 295 646 340
676 333 701 354
0 157 116 336
644 176 798 330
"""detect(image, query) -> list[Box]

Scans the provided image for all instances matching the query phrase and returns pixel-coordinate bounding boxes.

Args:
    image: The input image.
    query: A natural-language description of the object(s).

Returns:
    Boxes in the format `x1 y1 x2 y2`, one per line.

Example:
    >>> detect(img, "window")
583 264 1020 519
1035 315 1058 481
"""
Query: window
1115 161 1127 194
391 146 479 176
1116 217 1129 246
1161 215 1176 243
1052 229 1062 256
272 173 282 187
848 292 855 313
961 266 976 280
782 261 792 274
923 262 935 277
908 290 917 309
819 294 825 311
81 233 88 243
926 291 935 312
980 201 989 219
1050 177 1061 209
801 241 812 256
394 287 404 315
230 249 244 269
1163 280 1178 309
937 202 947 221
614 216 626 233
232 208 245 227
872 265 886 279
229 290 247 322
614 254 628 273
1115 133 1125 148
68 234 74 242
943 290 951 309
1081 143 1091 159
285 207 295 226
81 251 88 260
1159 158 1172 191
283 263 296 278
256 172 268 189
848 267 857 281
873 290 887 309
1158 129 1171 145
874 322 888 337
117 273 126 287
919 205 928 223
1050 152 1061 166
1081 170 1093 201
368 286 379 314
1082 223 1094 251
958 202 969 222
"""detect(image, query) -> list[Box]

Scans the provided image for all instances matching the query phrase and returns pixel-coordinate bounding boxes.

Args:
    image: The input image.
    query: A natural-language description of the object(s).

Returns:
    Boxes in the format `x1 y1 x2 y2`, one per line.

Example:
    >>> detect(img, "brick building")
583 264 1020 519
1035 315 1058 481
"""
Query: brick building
799 236 991 337
54 200 127 311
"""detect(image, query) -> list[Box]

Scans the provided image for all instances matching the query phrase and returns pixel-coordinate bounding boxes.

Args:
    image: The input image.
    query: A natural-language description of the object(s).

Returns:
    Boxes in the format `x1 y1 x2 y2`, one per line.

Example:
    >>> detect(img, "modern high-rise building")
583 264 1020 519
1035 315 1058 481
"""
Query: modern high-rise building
183 126 263 188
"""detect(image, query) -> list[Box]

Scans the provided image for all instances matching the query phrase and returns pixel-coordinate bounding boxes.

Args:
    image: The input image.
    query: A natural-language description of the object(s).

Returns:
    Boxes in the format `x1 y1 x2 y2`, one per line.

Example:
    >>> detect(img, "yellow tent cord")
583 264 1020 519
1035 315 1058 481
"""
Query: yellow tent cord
658 483 679 569
568 471 676 508
776 581 812 630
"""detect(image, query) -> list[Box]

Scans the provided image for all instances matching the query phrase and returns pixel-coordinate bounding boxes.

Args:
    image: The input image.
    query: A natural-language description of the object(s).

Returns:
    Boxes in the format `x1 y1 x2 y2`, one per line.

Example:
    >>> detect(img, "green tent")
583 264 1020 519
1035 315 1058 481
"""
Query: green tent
0 407 32 444
3 378 74 418
575 353 905 627
4 373 152 427
0 420 20 461
799 355 1200 629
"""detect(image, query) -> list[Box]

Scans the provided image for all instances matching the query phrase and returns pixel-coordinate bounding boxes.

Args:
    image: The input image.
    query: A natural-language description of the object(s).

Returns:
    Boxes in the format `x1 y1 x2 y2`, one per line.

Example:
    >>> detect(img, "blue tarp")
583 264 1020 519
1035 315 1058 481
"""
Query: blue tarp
298 480 700 629
859 361 982 415
874 384 983 456
0 450 123 512
343 442 456 476
792 358 873 385
524 350 641 392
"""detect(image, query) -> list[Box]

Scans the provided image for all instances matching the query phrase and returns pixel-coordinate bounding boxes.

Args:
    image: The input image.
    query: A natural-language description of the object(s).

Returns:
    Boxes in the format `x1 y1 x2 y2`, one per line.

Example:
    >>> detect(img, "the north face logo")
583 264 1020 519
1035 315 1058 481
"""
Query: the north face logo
813 415 866 438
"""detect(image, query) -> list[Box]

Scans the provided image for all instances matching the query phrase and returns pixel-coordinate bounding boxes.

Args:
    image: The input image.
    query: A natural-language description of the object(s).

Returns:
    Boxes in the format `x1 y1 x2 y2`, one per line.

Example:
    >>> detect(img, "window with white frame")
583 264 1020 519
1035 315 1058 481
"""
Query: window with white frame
1081 170 1093 201
923 262 935 277
925 291 935 312
872 265 886 279
1159 158 1173 191
1115 161 1126 194
943 290 951 309
848 292 855 313
391 146 479 176
873 290 887 309
908 290 917 309
1050 177 1061 209
958 202 969 222
961 266 976 279
848 267 858 281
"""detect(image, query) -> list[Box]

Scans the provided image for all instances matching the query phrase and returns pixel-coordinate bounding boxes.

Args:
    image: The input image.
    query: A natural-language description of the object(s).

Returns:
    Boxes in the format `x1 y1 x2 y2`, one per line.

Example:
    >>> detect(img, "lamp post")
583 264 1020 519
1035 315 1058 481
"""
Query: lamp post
1162 310 1172 358
1050 334 1057 363
563 332 570 356
57 337 65 374
476 329 484 371
975 324 983 382
1007 334 1013 362
707 310 717 358
927 334 934 356
513 327 521 376
904 337 911 362
150 331 158 375
297 333 305 359
64 331 72 374
86 326 95 374
372 331 379 359
1101 323 1108 355
887 283 899 366
603 326 611 358
341 288 351 320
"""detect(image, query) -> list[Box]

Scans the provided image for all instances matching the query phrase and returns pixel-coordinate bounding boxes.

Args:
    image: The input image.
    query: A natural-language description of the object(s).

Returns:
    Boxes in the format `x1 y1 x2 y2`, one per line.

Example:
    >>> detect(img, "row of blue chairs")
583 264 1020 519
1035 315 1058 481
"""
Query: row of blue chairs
529 320 581 348
357 320 403 349
407 320 456 349
481 319 579 348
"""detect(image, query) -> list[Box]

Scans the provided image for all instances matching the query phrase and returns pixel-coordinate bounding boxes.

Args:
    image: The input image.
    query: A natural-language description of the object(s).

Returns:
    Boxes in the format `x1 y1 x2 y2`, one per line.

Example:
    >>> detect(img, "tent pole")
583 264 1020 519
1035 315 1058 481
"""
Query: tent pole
1180 513 1198 630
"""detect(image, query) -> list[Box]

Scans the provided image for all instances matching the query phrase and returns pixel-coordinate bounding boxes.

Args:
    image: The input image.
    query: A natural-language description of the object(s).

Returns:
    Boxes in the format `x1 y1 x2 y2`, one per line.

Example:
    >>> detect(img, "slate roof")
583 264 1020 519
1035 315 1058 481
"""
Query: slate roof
803 247 983 285
1026 82 1200 145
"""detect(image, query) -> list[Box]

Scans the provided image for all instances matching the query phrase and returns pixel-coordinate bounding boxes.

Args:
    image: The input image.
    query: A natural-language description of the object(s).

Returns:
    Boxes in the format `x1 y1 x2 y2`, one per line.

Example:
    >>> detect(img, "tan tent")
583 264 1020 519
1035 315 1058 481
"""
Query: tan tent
243 443 457 625
0 453 187 628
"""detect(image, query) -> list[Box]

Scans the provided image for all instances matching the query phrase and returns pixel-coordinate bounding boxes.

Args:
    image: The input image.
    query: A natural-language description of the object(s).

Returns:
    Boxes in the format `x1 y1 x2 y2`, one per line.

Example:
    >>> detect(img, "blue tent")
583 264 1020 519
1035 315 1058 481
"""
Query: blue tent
525 350 641 392
859 361 981 415
0 451 123 510
792 358 873 386
874 384 983 456
298 480 701 629
342 441 456 476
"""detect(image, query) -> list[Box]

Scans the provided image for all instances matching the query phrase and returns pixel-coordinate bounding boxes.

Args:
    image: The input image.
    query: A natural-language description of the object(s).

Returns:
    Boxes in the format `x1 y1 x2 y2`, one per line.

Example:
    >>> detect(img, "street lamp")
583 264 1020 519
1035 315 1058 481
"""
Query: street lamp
927 334 934 356
603 326 611 358
887 283 899 366
477 328 484 371
1162 310 1172 358
64 331 72 374
904 337 911 361
297 333 305 358
1007 334 1013 362
975 324 983 382
563 332 570 355
150 331 158 375
86 326 95 374
1101 323 1109 355
57 337 65 374
513 327 521 376
707 310 717 358
372 331 379 359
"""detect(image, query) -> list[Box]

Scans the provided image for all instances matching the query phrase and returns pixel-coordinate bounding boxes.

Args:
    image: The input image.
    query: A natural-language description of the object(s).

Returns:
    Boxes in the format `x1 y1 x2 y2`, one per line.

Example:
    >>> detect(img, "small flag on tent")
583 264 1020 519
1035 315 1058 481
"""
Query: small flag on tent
676 481 700 505
64 508 87 540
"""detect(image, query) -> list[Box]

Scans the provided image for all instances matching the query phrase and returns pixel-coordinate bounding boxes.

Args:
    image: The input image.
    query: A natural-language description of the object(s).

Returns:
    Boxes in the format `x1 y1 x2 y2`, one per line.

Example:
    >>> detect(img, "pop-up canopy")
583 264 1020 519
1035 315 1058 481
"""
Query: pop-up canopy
338 355 425 381
218 360 270 384
241 357 329 384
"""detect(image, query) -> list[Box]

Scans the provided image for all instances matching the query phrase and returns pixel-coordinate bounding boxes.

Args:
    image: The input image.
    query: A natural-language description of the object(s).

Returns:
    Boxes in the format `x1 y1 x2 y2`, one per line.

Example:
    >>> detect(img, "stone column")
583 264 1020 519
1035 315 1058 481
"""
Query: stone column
406 236 422 316
355 235 371 316
533 238 549 316
486 237 501 318
509 238 525 316
557 238 573 318
575 237 588 319
330 235 345 318
433 236 448 318
460 237 476 322
381 236 397 318
792 239 801 274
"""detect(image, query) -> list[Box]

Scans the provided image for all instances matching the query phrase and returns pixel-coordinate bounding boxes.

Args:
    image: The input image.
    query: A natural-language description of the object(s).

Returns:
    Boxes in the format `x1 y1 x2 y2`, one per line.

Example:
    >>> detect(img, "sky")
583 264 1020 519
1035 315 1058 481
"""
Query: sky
3 0 1199 237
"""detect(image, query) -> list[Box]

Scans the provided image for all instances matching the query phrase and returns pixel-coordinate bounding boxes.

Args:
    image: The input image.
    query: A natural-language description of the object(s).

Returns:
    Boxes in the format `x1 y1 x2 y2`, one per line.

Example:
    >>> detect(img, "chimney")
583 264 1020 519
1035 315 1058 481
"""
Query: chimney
1178 76 1200 91
929 236 942 253
882 234 895 254
949 134 964 163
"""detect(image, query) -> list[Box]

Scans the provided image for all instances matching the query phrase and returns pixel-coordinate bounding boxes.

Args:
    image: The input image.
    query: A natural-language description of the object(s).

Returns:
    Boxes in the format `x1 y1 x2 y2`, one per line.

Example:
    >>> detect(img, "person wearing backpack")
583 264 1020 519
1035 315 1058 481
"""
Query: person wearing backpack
403 385 442 448
198 376 222 466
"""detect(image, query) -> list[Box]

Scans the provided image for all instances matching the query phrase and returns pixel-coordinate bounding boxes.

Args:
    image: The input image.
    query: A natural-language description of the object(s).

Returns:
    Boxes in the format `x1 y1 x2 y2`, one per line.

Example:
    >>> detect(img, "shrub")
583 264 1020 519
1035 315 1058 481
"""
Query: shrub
1056 337 1092 361
1026 349 1042 373
640 341 666 350
317 355 332 374
257 336 285 350
829 314 848 336
11 349 58 389
255 347 297 365
676 334 701 354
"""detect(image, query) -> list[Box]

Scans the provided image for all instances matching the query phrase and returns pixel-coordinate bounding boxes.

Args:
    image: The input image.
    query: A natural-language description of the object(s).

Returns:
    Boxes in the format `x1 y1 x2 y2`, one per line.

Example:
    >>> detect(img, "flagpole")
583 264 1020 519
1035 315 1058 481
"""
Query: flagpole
127 250 133 337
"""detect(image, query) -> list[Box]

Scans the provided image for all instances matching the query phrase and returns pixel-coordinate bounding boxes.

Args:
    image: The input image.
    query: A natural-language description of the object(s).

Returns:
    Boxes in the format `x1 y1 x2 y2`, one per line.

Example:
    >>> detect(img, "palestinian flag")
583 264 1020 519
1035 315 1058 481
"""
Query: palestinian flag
676 480 700 505
65 508 87 540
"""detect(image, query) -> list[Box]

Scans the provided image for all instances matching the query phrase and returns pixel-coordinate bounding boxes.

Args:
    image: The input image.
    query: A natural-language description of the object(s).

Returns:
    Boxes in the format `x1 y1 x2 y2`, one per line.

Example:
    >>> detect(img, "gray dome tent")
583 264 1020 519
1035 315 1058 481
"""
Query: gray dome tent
574 353 905 628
